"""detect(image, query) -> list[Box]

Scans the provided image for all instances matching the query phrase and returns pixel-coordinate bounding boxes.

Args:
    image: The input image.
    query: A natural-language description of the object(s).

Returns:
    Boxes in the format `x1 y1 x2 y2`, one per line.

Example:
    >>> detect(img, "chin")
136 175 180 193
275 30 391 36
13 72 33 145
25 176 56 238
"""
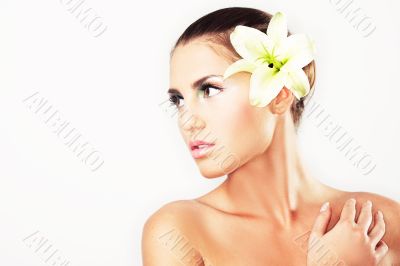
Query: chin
197 165 227 179
197 160 239 178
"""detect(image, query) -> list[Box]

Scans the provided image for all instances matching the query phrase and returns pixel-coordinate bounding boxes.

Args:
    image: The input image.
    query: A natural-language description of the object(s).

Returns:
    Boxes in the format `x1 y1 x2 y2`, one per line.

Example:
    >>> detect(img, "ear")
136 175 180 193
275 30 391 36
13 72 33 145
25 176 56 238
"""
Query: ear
270 86 294 114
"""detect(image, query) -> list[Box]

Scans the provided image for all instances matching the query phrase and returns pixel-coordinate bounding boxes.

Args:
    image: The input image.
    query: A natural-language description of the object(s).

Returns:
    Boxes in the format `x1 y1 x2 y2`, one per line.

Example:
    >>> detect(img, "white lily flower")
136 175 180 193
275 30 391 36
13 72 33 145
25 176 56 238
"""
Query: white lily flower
223 12 316 107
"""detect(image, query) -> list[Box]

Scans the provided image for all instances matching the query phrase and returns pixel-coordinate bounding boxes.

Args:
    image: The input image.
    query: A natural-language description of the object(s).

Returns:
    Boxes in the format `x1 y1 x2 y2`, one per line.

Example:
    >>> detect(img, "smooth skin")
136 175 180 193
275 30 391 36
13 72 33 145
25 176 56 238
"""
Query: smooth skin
308 198 389 265
142 38 400 265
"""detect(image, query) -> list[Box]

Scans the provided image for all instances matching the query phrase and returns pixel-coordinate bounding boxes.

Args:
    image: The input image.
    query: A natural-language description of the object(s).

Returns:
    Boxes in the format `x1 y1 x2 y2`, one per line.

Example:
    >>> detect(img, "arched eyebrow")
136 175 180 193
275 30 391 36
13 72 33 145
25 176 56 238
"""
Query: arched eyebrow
168 74 223 94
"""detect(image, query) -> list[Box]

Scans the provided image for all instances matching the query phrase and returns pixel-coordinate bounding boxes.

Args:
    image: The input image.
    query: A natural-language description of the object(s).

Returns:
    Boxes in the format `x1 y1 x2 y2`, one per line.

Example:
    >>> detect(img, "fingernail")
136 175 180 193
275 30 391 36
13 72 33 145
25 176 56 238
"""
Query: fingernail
365 200 372 207
378 210 383 218
320 202 330 212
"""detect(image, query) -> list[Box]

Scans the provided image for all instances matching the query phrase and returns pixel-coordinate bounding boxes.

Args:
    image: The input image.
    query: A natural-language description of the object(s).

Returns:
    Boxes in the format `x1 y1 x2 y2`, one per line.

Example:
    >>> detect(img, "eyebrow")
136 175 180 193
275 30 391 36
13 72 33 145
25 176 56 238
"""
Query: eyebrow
168 74 223 94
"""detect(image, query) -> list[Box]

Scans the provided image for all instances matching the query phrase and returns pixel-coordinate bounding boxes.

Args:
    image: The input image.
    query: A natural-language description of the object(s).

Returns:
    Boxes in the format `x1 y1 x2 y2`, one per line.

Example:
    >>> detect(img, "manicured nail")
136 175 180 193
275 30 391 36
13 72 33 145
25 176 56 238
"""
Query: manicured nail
320 202 330 212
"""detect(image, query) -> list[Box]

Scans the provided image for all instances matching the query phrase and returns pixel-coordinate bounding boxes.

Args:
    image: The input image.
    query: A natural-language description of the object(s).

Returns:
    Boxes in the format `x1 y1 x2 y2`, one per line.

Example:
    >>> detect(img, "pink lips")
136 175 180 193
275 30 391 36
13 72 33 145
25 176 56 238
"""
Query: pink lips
189 140 215 159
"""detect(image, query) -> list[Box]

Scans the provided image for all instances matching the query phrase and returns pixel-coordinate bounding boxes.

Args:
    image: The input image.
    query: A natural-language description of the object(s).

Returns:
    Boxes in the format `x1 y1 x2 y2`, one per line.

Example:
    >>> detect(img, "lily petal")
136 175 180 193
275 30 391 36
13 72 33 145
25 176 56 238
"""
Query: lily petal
230 25 274 62
284 69 310 99
249 64 286 107
223 59 257 80
280 33 315 70
267 12 288 45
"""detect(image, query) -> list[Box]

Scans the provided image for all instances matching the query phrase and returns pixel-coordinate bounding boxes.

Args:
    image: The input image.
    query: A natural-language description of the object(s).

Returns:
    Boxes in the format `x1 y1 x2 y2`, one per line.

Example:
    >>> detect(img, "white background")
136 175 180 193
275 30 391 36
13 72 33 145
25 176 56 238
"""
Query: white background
1 0 399 265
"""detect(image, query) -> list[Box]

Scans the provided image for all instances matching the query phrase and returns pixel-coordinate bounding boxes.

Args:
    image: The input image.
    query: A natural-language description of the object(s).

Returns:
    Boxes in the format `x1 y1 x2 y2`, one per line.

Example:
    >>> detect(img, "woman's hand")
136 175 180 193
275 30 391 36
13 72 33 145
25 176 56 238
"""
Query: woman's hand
306 198 389 266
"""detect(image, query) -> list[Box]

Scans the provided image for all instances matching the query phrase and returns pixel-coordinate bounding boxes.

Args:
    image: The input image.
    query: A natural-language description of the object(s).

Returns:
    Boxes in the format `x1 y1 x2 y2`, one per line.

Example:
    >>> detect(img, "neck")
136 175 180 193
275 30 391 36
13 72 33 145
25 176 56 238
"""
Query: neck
222 112 323 228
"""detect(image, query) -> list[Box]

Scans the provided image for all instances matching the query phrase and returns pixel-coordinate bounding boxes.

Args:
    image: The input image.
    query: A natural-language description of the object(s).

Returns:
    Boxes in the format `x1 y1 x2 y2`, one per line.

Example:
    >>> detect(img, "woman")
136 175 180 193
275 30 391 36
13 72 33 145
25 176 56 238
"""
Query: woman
142 7 400 265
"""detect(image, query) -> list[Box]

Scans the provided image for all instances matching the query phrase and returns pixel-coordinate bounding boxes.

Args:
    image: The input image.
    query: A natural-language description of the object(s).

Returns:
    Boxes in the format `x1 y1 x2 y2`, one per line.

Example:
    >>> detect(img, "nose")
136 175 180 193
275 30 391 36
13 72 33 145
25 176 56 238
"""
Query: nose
180 110 206 135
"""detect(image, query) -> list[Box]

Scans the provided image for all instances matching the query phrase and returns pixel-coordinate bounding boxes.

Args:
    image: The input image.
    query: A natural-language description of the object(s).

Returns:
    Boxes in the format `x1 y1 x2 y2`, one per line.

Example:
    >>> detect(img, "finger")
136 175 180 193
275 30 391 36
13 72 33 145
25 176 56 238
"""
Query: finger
374 240 389 262
340 198 356 222
367 211 376 235
356 200 373 233
369 210 386 247
309 202 331 246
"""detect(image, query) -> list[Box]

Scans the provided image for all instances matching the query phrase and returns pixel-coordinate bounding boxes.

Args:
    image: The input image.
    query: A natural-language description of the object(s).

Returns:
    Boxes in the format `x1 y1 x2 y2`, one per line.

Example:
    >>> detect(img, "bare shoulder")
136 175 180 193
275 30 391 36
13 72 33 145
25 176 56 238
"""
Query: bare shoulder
342 191 400 263
350 191 400 207
141 200 205 265
143 200 200 226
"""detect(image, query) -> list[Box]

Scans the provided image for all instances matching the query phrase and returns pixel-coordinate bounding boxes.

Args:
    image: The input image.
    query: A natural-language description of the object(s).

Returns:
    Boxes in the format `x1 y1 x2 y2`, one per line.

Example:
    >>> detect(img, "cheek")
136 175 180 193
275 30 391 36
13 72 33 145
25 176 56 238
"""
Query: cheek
207 86 271 161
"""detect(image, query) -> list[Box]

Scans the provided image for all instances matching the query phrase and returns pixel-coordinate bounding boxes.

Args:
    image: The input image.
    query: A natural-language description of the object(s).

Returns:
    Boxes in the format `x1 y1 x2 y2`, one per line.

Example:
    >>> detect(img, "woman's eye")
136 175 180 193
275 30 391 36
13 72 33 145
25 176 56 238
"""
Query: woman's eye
169 95 185 109
199 84 223 98
168 83 222 109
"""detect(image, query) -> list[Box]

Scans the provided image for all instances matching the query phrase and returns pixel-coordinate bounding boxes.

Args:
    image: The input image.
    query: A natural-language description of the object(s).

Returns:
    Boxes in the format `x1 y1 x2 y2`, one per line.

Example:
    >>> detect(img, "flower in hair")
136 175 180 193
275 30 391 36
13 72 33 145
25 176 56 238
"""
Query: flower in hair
223 11 316 107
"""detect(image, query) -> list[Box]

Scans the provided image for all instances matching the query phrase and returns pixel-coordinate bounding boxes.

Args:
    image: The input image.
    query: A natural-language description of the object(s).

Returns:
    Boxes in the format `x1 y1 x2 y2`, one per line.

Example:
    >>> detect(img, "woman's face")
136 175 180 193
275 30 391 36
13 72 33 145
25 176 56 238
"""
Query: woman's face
169 39 282 178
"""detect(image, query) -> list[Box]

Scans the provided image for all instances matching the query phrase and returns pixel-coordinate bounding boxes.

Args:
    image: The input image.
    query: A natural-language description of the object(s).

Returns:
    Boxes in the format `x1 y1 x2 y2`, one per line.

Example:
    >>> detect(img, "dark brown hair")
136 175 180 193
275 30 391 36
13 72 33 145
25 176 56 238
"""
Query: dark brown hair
171 7 316 130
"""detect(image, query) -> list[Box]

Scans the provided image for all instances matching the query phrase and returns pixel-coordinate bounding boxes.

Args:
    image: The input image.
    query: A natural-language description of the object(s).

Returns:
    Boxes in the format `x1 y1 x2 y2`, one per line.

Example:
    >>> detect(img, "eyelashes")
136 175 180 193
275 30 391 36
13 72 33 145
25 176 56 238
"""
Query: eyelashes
168 94 184 109
168 82 224 109
198 82 224 97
